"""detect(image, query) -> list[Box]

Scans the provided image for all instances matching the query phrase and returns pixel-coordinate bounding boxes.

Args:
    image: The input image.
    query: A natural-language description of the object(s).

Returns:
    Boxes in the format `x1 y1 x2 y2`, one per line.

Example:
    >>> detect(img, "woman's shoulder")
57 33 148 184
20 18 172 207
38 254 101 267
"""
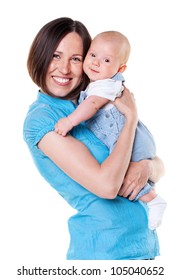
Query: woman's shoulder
23 92 71 147
23 103 55 148
24 91 76 125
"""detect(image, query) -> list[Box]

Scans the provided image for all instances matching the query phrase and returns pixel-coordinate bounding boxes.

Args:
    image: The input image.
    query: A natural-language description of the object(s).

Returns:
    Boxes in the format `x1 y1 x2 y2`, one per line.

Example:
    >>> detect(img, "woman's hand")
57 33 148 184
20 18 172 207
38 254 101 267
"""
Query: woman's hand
118 160 152 200
118 156 165 200
113 86 138 123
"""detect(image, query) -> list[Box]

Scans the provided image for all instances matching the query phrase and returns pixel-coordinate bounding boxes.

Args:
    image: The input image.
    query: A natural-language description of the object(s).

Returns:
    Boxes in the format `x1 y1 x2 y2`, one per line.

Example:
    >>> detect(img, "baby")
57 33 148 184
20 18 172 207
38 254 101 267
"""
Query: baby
55 31 167 230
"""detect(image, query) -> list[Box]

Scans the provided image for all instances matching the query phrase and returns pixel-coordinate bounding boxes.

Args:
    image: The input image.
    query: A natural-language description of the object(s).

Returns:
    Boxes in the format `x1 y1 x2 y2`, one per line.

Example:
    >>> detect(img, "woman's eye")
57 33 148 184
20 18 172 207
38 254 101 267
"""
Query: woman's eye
72 57 82 63
53 54 60 59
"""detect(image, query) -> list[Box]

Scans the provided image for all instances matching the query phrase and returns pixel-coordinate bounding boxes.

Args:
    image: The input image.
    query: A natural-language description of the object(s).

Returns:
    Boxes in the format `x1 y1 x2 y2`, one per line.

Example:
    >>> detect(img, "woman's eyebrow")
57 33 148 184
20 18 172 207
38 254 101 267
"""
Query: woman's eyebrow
55 50 83 57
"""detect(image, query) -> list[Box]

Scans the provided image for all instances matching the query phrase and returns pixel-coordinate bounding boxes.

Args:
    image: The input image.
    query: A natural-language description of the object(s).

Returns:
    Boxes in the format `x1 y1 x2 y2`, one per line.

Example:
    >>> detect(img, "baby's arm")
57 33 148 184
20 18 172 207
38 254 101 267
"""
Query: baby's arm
55 95 109 136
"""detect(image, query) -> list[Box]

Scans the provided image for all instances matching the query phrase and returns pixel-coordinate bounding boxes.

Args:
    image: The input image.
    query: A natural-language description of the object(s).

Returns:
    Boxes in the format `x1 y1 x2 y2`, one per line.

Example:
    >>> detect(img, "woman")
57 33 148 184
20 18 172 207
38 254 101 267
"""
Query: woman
23 17 164 260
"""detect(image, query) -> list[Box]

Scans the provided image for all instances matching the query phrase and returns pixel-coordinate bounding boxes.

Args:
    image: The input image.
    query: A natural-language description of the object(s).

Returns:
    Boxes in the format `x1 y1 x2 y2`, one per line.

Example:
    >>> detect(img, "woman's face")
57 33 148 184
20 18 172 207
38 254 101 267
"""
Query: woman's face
46 32 83 98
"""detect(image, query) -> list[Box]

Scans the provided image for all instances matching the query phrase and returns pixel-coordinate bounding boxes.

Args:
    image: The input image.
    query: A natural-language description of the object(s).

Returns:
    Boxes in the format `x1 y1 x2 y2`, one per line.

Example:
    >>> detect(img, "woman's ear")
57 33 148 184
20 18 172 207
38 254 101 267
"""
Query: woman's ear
118 64 127 73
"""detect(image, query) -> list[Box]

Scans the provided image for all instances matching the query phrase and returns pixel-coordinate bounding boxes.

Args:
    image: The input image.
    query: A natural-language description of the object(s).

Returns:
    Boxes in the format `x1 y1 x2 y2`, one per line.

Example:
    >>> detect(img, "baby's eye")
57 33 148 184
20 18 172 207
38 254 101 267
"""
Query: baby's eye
104 58 110 63
90 53 96 58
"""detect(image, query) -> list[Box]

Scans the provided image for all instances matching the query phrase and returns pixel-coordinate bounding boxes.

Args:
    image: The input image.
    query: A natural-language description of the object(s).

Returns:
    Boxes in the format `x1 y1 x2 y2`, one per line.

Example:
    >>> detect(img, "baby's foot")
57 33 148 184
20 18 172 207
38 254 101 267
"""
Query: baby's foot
147 195 167 230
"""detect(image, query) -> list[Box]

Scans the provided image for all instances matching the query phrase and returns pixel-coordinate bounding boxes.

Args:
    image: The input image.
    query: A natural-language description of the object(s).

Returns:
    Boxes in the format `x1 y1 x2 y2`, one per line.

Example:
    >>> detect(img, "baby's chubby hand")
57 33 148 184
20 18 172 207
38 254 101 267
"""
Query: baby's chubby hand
54 117 74 136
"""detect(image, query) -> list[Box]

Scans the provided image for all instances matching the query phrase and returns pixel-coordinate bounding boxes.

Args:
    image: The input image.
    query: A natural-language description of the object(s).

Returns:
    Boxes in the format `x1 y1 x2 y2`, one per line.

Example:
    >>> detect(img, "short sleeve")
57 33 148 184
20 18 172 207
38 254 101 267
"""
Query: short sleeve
86 79 123 101
23 103 63 149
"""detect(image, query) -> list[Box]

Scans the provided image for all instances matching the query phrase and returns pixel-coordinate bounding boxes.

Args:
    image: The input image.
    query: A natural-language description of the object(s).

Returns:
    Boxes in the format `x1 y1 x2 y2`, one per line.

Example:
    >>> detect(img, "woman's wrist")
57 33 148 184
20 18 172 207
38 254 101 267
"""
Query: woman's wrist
124 106 138 126
125 115 138 132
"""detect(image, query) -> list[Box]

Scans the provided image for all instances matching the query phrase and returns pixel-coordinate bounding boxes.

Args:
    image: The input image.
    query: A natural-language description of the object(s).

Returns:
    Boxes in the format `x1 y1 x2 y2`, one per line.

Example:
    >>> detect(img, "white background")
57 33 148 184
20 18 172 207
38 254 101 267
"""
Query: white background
1 0 181 279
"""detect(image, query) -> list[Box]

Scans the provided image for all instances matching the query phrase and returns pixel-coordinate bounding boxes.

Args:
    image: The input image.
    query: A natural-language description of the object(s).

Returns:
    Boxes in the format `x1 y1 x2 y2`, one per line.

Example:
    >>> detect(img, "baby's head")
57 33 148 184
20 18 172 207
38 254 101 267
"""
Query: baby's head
83 31 131 81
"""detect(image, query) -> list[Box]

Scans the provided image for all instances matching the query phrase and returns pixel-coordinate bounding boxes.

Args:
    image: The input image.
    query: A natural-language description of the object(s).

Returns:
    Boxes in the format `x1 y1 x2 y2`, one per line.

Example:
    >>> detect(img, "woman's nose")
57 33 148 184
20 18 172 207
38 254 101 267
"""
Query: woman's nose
57 59 70 74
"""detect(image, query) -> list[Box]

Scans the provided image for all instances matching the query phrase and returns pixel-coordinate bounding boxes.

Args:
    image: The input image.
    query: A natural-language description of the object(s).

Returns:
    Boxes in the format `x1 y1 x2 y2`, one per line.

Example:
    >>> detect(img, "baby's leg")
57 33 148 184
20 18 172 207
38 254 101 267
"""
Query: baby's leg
139 189 167 230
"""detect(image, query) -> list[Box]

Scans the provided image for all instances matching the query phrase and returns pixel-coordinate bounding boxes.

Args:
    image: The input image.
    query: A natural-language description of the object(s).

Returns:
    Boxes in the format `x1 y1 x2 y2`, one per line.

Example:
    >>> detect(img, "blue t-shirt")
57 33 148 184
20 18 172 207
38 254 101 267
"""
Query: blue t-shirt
23 91 159 260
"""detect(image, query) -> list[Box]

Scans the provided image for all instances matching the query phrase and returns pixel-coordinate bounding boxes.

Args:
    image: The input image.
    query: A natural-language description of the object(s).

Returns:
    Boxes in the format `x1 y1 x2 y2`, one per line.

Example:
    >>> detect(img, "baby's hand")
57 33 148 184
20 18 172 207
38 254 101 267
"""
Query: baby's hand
54 117 73 136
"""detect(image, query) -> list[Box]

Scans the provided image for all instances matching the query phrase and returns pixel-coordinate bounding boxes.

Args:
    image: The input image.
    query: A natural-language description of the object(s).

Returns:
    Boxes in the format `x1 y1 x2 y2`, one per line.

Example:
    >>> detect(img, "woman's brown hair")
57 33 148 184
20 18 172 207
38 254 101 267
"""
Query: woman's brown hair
27 17 92 100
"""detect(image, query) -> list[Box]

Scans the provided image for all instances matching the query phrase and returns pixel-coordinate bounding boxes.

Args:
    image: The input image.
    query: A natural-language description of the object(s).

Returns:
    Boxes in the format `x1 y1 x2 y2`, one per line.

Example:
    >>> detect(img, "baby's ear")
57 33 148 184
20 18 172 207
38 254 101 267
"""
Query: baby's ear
118 64 127 73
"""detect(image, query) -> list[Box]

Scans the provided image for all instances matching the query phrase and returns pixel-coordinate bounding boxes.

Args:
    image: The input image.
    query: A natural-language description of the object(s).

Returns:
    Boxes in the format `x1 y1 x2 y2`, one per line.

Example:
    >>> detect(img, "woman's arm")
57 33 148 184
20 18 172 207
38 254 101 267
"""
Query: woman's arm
38 87 138 199
118 156 165 200
55 95 109 136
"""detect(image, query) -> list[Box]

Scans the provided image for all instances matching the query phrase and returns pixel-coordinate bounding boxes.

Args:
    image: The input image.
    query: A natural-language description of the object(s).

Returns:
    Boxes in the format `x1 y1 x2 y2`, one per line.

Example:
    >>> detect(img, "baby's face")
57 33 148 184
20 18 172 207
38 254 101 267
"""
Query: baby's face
83 36 121 82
